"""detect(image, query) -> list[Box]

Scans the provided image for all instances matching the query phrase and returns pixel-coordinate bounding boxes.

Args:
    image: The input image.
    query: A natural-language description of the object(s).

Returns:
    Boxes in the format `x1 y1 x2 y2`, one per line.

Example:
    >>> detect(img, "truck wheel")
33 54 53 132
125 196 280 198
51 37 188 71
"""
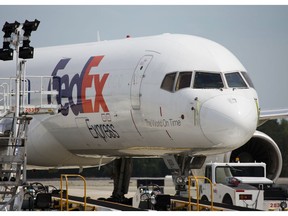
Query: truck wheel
222 194 233 205
201 196 208 202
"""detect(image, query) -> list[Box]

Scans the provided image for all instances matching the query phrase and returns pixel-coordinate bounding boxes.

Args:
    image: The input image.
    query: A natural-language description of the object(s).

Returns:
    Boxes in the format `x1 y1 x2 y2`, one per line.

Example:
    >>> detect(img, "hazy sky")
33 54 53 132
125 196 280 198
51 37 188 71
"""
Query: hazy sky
0 5 287 110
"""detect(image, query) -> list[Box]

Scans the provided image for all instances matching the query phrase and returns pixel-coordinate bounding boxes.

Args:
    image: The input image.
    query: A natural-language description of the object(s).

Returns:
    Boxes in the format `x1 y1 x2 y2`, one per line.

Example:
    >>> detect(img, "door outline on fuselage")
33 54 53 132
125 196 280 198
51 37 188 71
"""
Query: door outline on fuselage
130 55 153 110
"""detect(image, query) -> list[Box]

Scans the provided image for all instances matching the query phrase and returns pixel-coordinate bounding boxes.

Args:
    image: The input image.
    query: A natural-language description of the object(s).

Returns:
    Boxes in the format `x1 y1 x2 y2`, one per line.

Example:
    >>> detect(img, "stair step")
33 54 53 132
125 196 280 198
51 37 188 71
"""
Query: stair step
0 155 24 164
0 170 18 173
0 201 11 206
0 191 14 195
0 145 25 149
0 181 22 186
0 138 10 144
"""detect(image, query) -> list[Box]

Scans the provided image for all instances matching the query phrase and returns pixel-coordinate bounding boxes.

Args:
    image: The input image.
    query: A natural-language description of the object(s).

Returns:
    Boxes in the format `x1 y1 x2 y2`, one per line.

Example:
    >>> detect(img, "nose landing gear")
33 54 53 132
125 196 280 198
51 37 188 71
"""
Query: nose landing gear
163 155 206 195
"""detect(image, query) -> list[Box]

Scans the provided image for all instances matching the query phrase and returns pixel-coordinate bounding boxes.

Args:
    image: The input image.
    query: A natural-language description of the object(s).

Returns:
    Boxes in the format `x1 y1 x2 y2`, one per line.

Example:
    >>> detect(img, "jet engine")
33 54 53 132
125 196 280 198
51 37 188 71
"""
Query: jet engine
225 130 282 182
193 130 283 182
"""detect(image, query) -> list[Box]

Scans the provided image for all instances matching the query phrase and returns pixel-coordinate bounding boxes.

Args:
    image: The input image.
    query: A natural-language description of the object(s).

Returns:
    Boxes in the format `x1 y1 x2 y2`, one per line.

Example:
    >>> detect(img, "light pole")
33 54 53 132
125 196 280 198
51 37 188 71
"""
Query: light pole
0 19 40 139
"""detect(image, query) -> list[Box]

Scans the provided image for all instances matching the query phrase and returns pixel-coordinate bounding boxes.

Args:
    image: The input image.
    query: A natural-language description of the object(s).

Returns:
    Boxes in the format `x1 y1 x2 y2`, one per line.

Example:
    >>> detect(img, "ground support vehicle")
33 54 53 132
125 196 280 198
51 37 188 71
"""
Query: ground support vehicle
199 162 288 211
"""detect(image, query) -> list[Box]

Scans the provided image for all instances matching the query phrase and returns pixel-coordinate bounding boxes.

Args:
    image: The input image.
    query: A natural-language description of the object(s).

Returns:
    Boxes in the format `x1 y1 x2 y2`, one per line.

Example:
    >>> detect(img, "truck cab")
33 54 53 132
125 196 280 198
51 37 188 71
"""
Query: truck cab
205 162 273 186
200 162 288 210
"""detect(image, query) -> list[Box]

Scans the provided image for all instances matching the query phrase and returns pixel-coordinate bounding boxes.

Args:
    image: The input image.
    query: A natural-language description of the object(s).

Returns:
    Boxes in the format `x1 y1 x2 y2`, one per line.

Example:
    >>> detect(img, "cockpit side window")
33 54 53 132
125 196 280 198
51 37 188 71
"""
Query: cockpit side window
241 72 255 88
175 72 192 91
160 72 177 92
194 72 224 89
225 72 248 88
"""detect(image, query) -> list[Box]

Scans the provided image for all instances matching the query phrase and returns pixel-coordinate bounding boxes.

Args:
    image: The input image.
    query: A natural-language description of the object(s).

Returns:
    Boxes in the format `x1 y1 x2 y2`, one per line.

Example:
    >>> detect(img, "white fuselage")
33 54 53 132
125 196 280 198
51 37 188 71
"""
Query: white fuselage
0 34 259 167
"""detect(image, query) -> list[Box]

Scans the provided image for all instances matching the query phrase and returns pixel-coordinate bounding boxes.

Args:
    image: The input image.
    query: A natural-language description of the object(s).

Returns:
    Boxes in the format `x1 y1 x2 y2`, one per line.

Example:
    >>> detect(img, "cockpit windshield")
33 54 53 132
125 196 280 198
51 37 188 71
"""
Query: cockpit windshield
241 71 255 88
160 72 177 92
194 72 224 89
225 72 248 88
175 72 192 91
160 71 253 92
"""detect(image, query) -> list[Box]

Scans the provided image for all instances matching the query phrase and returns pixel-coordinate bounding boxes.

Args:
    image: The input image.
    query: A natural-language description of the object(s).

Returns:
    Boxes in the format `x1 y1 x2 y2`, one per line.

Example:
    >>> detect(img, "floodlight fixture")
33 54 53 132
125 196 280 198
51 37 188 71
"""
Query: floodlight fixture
22 19 40 37
0 19 40 61
19 41 34 59
0 21 20 61
2 21 20 37
0 47 13 61
19 19 40 59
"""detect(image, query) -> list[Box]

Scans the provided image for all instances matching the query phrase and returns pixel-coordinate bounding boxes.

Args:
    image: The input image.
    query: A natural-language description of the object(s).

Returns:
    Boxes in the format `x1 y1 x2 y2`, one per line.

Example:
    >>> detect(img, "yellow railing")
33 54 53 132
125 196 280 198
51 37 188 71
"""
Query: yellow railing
188 176 214 211
60 174 87 211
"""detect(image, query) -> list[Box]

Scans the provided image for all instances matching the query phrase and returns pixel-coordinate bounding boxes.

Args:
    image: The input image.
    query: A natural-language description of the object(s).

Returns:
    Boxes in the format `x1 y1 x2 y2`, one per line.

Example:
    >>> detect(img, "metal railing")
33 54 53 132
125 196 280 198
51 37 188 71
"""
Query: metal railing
0 76 59 115
60 174 87 211
188 176 214 211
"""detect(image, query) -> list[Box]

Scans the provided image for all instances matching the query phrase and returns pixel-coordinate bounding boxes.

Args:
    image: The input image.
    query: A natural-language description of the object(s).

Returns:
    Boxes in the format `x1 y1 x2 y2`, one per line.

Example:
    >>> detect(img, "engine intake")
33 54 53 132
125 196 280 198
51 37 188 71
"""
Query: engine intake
226 130 282 182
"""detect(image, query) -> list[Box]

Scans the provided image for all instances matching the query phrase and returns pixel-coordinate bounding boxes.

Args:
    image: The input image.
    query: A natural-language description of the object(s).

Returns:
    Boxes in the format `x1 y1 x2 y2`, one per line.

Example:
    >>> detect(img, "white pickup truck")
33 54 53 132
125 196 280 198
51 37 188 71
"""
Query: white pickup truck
199 162 288 211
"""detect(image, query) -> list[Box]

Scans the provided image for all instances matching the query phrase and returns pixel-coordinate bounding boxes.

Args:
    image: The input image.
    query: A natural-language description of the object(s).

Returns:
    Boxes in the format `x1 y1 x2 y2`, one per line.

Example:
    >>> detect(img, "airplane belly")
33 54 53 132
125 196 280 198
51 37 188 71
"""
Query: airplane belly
26 115 115 167
31 111 213 158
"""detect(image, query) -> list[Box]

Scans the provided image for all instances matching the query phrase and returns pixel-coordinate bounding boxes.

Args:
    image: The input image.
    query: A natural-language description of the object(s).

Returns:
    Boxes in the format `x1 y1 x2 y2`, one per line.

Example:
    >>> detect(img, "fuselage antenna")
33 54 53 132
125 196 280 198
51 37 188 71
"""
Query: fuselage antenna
97 31 101 42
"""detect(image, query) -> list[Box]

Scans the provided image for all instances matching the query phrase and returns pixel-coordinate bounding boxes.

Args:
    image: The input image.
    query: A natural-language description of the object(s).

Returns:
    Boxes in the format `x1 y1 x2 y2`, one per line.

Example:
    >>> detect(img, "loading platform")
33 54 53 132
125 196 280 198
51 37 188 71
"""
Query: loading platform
19 174 261 211
52 194 146 211
170 196 260 211
48 194 260 211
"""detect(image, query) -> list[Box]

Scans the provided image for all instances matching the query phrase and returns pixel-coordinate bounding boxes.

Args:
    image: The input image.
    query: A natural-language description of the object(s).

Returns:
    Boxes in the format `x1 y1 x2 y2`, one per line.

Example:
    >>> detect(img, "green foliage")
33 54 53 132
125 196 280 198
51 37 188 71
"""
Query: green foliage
258 119 288 177
27 158 170 179
132 158 170 177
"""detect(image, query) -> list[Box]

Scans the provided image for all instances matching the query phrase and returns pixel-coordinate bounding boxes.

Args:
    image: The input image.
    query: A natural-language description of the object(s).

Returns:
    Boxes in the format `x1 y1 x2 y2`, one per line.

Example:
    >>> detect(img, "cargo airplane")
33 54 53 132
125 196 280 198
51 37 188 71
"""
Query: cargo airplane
0 33 287 201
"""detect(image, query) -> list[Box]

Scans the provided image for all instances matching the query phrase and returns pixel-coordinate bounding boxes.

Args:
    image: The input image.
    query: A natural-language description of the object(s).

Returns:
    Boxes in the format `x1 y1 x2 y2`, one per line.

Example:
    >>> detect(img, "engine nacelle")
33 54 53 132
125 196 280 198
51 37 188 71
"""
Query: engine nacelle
193 131 282 182
226 130 282 182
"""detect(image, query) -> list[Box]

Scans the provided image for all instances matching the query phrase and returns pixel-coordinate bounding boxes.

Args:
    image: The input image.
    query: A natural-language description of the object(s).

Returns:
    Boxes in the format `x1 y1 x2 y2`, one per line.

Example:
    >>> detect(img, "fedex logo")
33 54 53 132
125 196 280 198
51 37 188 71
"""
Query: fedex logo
50 56 109 116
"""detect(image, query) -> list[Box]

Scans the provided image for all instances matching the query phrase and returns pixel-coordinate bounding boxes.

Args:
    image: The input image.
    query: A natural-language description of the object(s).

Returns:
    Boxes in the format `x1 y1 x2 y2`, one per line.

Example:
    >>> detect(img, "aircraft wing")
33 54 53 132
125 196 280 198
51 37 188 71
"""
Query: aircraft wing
258 109 288 126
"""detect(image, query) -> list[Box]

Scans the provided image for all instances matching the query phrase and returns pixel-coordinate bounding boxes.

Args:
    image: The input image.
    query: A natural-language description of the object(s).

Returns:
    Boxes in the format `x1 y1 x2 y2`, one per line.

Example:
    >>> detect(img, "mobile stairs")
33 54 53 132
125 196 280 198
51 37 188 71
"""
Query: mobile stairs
0 62 59 210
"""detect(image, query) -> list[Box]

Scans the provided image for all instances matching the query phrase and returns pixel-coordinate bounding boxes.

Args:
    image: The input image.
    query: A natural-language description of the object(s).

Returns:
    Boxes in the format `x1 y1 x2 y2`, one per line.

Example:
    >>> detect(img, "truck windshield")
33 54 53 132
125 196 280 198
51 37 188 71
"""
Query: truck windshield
215 166 265 184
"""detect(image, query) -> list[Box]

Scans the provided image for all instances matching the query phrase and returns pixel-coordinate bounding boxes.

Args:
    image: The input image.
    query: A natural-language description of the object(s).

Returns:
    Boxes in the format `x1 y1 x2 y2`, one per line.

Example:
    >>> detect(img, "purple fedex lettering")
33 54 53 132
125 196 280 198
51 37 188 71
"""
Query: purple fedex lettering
48 58 71 116
50 56 109 116
69 72 82 116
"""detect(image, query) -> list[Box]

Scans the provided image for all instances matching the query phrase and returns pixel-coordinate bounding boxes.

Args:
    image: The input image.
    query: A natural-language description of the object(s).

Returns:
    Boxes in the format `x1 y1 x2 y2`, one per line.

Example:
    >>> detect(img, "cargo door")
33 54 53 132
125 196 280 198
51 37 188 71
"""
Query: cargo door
130 55 153 110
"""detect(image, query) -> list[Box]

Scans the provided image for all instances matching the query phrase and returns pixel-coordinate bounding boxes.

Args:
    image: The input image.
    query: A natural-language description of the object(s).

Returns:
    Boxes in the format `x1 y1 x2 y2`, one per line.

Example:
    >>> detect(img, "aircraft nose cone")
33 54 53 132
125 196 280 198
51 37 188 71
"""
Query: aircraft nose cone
200 95 258 149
